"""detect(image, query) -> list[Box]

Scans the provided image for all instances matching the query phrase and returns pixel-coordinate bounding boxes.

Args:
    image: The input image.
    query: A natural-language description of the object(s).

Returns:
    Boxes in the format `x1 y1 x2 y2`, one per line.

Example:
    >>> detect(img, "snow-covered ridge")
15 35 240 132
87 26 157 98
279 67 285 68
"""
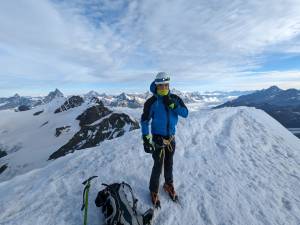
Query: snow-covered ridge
0 97 139 181
0 107 299 225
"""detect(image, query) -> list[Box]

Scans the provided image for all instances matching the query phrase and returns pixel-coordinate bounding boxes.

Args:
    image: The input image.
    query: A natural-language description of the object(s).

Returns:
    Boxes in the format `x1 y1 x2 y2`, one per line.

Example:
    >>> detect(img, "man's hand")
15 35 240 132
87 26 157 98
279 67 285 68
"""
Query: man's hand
163 96 177 109
143 135 154 153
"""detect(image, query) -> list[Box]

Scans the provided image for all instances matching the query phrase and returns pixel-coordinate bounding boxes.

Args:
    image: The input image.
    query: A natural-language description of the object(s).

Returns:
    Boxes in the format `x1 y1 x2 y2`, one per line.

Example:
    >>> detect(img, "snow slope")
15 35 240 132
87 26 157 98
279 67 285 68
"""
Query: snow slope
0 97 131 181
0 107 300 225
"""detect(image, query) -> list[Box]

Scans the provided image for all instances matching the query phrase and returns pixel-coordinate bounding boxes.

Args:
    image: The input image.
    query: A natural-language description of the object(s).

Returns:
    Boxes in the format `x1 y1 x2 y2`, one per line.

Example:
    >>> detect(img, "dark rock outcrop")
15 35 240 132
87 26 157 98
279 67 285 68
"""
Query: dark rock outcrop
89 96 102 105
76 103 112 127
0 149 7 158
55 126 71 137
17 105 31 111
0 164 7 174
40 121 49 127
33 110 44 116
49 104 139 160
54 96 84 113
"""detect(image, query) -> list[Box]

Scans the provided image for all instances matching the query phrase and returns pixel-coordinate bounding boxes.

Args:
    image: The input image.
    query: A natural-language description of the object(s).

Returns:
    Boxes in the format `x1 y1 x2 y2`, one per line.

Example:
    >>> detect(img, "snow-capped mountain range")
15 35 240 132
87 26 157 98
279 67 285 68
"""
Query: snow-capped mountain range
0 88 253 111
84 89 253 108
0 101 299 225
0 88 64 111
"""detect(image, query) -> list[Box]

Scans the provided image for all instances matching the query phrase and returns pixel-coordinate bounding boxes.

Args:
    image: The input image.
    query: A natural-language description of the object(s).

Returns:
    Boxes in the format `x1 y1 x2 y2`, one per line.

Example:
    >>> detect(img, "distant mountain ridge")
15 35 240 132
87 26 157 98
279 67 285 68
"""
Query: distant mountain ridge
218 86 300 107
0 88 253 111
82 89 253 108
215 86 300 130
0 88 65 111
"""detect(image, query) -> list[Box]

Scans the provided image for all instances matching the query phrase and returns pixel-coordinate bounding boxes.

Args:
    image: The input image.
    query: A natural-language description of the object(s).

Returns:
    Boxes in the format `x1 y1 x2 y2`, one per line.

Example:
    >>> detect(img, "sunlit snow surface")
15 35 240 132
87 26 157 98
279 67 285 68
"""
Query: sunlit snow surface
0 97 85 181
0 105 300 225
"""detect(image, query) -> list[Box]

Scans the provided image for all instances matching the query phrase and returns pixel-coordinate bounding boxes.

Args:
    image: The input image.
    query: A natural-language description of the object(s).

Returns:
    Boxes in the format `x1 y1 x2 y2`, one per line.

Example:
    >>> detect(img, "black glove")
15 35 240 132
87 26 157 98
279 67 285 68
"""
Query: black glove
163 96 177 109
143 135 154 154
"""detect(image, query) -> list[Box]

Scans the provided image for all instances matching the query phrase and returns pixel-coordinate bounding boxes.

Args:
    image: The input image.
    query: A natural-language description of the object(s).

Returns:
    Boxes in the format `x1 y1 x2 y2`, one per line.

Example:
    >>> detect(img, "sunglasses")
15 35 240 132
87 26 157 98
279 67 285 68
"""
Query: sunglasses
157 83 169 88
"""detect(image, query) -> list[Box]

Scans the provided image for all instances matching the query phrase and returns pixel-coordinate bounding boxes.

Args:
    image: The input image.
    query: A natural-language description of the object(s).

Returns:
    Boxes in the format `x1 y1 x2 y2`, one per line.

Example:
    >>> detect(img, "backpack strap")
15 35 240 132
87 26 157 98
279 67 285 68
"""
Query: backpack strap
121 182 138 213
102 183 122 224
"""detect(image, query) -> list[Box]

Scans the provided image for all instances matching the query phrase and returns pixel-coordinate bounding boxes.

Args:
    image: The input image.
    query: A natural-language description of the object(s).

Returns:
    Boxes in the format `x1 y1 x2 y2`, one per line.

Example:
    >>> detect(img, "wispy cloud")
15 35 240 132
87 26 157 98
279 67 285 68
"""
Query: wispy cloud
0 0 300 95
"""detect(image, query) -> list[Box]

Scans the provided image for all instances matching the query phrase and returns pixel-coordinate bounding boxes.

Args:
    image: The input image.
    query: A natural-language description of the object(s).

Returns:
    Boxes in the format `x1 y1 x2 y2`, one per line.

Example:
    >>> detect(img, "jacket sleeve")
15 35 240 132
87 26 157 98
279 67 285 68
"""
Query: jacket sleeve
140 96 155 135
172 95 188 118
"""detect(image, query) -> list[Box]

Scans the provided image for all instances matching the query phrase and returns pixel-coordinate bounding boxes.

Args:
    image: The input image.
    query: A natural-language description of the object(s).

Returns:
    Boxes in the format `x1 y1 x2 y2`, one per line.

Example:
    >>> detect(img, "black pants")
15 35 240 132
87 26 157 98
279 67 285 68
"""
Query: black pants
149 134 176 193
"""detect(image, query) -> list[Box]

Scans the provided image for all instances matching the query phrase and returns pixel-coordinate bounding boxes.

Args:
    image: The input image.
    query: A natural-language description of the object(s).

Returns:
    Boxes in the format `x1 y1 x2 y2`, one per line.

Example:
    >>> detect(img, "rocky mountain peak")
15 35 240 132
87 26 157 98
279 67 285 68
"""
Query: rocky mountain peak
265 85 282 93
44 89 64 103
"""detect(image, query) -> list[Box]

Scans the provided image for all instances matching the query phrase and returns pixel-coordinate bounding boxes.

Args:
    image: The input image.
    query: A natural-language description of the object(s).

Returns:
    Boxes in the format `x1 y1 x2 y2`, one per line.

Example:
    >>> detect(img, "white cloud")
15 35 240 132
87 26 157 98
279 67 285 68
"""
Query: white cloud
131 0 300 73
0 0 131 82
204 70 300 91
0 0 300 94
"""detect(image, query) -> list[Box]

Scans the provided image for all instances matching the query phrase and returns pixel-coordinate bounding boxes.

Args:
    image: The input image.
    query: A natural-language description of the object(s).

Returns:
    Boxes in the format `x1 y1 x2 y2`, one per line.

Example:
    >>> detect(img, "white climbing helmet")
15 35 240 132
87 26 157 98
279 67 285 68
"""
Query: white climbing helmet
155 72 170 85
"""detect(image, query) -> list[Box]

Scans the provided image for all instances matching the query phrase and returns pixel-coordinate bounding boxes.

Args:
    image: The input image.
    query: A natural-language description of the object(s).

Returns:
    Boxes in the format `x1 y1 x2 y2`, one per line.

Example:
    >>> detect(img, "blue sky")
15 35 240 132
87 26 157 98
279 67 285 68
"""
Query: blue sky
255 54 300 72
0 0 300 97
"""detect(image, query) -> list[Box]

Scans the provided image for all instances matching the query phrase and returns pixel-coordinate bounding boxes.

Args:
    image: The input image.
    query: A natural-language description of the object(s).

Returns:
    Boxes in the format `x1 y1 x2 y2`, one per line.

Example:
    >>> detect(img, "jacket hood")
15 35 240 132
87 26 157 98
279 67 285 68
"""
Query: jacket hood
150 81 156 94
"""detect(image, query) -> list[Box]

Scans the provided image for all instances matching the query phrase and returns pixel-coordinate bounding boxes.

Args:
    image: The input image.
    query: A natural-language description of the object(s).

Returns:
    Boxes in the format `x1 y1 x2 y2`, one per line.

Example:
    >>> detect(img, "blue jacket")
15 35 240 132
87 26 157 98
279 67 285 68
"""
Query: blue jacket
141 81 188 136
